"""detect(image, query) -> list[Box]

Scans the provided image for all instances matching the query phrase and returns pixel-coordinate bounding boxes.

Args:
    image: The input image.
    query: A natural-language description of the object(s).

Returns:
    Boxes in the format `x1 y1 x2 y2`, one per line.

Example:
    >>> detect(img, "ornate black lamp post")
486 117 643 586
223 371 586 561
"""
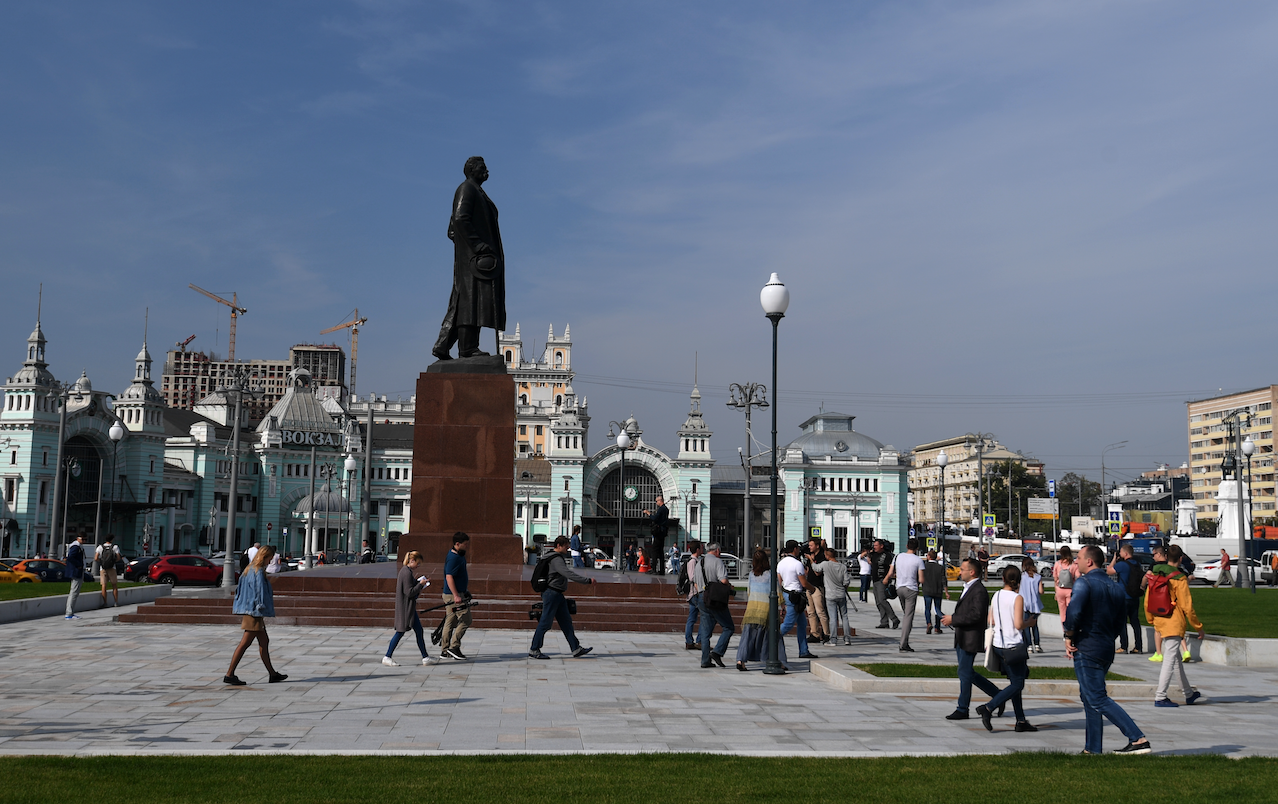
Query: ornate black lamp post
760 273 789 676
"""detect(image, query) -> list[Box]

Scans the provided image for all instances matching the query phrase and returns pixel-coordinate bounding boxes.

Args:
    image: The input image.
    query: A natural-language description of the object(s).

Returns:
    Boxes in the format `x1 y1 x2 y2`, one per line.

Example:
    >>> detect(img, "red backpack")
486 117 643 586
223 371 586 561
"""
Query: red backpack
1145 568 1181 618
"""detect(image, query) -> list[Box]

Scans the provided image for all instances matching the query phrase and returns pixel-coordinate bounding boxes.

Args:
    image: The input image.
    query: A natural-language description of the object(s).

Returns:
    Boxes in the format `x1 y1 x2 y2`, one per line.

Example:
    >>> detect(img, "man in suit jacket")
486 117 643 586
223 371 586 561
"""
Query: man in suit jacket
643 496 670 575
432 156 507 360
941 557 1002 720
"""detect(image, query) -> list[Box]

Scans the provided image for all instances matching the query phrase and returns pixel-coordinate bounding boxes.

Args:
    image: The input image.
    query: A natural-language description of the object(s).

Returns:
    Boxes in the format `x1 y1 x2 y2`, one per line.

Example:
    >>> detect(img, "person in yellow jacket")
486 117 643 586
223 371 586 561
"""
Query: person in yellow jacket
1144 544 1204 708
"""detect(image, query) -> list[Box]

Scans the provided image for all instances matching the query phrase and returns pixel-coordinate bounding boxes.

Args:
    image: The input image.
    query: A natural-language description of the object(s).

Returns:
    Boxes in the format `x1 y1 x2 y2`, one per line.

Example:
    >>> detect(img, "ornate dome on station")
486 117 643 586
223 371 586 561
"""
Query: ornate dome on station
784 412 885 461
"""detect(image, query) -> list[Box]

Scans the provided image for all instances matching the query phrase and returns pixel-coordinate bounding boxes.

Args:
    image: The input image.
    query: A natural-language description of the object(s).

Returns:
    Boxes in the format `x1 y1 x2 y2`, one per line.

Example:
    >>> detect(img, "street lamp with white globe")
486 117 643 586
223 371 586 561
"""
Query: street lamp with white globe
605 420 635 573
760 272 789 676
343 453 358 563
106 419 125 546
937 449 949 559
1242 435 1256 592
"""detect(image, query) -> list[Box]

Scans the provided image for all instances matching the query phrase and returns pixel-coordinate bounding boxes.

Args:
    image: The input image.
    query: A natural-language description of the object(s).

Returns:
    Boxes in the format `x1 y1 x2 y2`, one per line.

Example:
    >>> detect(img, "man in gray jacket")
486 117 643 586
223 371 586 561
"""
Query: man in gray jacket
530 536 596 659
695 543 735 668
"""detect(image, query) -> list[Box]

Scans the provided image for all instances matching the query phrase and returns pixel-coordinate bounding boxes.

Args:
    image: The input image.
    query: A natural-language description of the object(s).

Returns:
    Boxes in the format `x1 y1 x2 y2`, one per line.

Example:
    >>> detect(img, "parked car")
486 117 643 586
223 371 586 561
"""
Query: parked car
586 547 616 569
148 555 235 586
1193 557 1263 585
6 558 71 582
1262 550 1277 586
123 556 162 582
679 551 742 579
0 560 41 583
986 554 1030 579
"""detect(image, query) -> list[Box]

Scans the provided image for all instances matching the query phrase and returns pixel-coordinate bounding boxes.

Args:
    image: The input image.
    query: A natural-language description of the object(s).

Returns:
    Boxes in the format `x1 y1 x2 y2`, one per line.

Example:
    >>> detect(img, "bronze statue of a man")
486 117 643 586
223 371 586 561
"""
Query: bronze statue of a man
432 156 506 360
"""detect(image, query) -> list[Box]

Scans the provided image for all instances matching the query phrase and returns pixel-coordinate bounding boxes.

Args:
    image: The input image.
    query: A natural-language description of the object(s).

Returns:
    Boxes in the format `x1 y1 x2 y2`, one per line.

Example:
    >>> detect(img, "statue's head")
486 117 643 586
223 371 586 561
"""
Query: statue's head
464 156 488 183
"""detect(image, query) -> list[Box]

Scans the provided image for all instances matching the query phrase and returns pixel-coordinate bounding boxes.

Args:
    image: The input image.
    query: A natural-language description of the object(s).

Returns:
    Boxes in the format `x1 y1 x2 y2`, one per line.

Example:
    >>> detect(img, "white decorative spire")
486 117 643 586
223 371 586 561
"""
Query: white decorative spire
563 323 570 340
548 323 555 342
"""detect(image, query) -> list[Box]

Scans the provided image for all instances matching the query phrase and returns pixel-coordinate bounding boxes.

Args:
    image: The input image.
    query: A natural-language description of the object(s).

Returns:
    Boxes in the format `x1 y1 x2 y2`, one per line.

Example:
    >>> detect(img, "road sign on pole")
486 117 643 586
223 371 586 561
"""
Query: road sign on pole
1048 479 1056 498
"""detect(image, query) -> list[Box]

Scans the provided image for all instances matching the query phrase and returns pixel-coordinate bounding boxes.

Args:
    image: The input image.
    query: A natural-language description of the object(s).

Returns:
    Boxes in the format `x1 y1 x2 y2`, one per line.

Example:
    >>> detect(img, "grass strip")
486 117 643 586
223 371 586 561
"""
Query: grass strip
0 581 145 601
851 662 1137 681
2 755 1276 803
1039 587 1278 638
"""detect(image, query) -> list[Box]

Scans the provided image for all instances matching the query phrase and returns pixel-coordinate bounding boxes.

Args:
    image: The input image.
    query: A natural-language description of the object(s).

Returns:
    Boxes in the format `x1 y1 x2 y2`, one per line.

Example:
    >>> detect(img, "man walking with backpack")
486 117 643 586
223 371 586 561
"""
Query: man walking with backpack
680 542 703 651
1107 543 1144 655
1145 545 1204 707
96 536 121 608
529 536 595 659
694 542 735 668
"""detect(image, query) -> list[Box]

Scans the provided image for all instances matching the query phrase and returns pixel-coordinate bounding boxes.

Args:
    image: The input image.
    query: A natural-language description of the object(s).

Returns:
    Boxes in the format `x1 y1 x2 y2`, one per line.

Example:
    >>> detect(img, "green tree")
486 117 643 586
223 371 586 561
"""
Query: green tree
986 460 1047 538
1054 472 1102 525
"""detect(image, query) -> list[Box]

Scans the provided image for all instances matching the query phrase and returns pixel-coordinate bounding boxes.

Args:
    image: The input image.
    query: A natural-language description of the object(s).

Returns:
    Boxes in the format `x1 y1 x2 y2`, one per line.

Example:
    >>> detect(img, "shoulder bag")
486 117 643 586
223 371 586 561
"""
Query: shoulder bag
701 557 732 609
991 591 1029 672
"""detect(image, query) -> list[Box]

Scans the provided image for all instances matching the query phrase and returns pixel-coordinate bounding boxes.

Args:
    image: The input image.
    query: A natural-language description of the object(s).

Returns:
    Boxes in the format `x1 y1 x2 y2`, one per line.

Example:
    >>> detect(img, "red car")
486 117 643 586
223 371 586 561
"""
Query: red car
148 555 234 586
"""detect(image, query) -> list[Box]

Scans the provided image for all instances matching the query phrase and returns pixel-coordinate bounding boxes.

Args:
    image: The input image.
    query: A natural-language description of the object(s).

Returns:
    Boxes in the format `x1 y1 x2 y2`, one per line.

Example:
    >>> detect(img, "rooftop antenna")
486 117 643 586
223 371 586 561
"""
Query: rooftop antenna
694 352 698 386
37 282 42 324
143 307 149 344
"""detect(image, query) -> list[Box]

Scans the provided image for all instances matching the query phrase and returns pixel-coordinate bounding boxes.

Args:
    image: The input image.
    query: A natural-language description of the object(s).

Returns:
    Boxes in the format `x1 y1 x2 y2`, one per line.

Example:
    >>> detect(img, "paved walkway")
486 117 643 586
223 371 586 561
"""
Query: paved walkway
3 594 1277 756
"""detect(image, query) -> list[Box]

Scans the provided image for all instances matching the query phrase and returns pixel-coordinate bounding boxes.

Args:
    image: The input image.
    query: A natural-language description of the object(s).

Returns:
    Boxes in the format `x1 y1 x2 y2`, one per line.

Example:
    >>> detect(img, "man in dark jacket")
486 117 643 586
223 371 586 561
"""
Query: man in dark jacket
64 535 86 620
941 558 1001 720
432 156 507 360
643 496 670 575
529 536 595 659
869 540 899 630
1065 545 1150 754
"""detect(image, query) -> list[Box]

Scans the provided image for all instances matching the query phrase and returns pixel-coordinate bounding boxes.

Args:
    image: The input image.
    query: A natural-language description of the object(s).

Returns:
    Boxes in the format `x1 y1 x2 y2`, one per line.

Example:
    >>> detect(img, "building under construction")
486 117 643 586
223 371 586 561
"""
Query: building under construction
160 344 346 423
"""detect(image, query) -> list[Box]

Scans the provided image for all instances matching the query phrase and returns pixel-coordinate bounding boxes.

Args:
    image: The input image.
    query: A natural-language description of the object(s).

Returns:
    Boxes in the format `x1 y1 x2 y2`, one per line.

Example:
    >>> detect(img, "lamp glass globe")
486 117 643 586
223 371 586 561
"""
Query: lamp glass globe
937 450 948 468
109 421 125 442
616 432 631 450
760 272 790 315
1242 437 1255 457
344 455 358 473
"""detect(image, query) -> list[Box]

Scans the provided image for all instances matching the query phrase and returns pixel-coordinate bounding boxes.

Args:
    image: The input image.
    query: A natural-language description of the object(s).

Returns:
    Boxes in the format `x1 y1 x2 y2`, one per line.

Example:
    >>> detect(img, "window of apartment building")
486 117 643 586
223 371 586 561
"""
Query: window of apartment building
9 451 15 465
690 506 699 525
42 450 47 466
557 436 562 449
388 501 404 516
873 479 879 492
535 425 543 436
833 526 847 552
520 445 529 454
4 478 16 506
519 425 527 436
563 478 569 491
572 436 579 449
38 480 47 505
561 502 570 520
535 443 543 455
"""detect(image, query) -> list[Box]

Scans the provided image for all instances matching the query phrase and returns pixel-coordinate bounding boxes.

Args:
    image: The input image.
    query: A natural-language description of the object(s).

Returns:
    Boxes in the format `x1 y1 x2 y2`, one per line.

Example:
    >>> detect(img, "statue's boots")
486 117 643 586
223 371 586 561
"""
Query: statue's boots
457 326 489 358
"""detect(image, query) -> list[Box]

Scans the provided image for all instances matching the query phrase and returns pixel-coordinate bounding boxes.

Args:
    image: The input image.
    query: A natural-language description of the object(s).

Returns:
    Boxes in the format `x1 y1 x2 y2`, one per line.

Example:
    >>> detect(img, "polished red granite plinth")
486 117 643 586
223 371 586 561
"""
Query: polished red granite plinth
400 371 523 565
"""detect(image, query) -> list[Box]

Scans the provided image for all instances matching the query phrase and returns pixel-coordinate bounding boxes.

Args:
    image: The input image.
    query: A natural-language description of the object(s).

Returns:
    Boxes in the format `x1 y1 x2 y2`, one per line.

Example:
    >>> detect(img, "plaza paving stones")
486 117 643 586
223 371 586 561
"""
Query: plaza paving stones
3 596 1277 756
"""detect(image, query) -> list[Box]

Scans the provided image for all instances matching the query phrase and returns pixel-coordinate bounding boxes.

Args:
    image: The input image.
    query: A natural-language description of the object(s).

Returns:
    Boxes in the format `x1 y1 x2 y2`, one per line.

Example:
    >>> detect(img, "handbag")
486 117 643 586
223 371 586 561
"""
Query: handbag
989 591 1029 671
885 581 898 600
983 625 1002 672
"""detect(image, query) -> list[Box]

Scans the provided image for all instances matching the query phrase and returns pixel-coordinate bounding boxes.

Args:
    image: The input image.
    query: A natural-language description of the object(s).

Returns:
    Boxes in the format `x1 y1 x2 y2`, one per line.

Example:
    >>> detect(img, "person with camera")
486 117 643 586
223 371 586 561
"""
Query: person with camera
803 537 830 644
778 540 819 660
529 536 595 660
692 542 735 668
869 539 899 630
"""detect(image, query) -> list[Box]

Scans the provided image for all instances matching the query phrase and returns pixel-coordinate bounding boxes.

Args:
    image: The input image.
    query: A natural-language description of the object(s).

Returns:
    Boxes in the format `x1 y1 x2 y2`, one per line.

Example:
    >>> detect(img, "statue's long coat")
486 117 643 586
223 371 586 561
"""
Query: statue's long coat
446 177 506 331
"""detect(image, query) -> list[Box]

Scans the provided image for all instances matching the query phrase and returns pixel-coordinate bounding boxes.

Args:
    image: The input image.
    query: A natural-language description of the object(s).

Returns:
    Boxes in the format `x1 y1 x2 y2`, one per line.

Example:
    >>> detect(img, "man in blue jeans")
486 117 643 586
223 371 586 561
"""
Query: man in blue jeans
696 543 735 667
529 536 596 659
941 558 1001 720
1065 545 1151 755
778 540 818 659
683 542 704 650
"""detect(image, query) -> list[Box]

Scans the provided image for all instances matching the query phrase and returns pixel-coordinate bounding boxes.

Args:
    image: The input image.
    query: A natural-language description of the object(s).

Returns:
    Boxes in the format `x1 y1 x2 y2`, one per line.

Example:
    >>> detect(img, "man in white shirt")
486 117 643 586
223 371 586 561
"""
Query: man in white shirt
96 537 121 607
246 542 261 565
778 540 818 659
884 537 925 652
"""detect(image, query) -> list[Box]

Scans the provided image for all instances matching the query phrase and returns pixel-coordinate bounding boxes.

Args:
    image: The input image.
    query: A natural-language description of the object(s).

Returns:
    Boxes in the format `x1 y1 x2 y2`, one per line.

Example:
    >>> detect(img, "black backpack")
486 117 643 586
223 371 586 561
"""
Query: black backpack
676 559 692 596
530 554 555 594
1123 558 1144 598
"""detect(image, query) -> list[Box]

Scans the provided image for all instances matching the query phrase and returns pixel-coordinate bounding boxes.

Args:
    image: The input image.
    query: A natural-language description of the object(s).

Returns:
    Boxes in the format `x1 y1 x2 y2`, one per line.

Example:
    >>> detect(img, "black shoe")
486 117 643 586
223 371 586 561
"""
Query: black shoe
892 621 901 629
877 623 890 629
223 675 246 686
268 673 288 683
442 647 467 660
976 704 993 732
1014 721 1038 733
1113 740 1152 755
736 662 747 671
945 711 969 721
528 650 549 660
701 662 715 668
996 702 1007 718
710 651 725 668
798 652 819 659
899 646 915 653
571 646 593 658
684 643 697 650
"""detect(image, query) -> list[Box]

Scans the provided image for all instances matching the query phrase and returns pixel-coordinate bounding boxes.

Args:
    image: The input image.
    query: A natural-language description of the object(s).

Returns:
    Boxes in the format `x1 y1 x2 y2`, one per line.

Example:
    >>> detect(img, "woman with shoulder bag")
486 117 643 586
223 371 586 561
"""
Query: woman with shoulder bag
975 566 1036 734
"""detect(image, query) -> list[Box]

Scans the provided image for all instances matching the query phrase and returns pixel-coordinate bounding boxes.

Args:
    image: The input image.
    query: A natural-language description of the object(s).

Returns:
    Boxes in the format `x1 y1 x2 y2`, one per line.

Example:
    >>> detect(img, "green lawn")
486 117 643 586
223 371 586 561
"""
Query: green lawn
0 581 144 601
2 755 1277 803
1040 587 1278 639
851 663 1137 682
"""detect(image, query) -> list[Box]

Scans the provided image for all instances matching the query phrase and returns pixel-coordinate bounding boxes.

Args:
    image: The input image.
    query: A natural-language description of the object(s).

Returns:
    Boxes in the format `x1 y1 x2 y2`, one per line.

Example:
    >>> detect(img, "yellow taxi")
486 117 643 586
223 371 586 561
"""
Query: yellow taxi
0 560 42 583
945 561 962 581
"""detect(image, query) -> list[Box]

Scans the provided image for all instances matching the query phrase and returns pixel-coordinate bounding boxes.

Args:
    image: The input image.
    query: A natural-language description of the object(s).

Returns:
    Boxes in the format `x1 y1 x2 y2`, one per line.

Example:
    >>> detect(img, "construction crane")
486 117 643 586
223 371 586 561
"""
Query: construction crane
189 284 247 361
320 309 368 400
175 334 196 352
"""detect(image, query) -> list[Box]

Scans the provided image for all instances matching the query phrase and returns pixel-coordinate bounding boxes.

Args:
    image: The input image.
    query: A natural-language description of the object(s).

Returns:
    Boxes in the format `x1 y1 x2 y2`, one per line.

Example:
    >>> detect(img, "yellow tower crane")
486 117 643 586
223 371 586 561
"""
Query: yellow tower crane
188 284 247 361
320 309 368 399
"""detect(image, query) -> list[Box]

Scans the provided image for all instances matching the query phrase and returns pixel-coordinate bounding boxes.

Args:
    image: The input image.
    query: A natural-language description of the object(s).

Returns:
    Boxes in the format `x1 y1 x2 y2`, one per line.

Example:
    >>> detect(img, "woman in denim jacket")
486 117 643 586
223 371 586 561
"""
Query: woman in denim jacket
225 546 286 686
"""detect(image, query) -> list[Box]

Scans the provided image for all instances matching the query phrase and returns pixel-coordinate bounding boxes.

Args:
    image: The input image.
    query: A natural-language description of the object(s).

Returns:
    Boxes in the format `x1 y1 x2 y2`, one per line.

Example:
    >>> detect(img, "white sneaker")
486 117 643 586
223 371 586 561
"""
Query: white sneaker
421 656 436 666
381 656 400 667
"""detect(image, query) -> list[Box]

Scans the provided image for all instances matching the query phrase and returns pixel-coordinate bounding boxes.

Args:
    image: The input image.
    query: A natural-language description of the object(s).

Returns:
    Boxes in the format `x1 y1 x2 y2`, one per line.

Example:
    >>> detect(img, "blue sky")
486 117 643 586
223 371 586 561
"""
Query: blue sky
3 1 1275 485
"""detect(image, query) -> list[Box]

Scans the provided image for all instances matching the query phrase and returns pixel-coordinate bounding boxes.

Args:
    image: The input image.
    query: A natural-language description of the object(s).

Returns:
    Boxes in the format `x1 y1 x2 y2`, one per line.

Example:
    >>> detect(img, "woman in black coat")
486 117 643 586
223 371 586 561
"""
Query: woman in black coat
383 551 434 667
